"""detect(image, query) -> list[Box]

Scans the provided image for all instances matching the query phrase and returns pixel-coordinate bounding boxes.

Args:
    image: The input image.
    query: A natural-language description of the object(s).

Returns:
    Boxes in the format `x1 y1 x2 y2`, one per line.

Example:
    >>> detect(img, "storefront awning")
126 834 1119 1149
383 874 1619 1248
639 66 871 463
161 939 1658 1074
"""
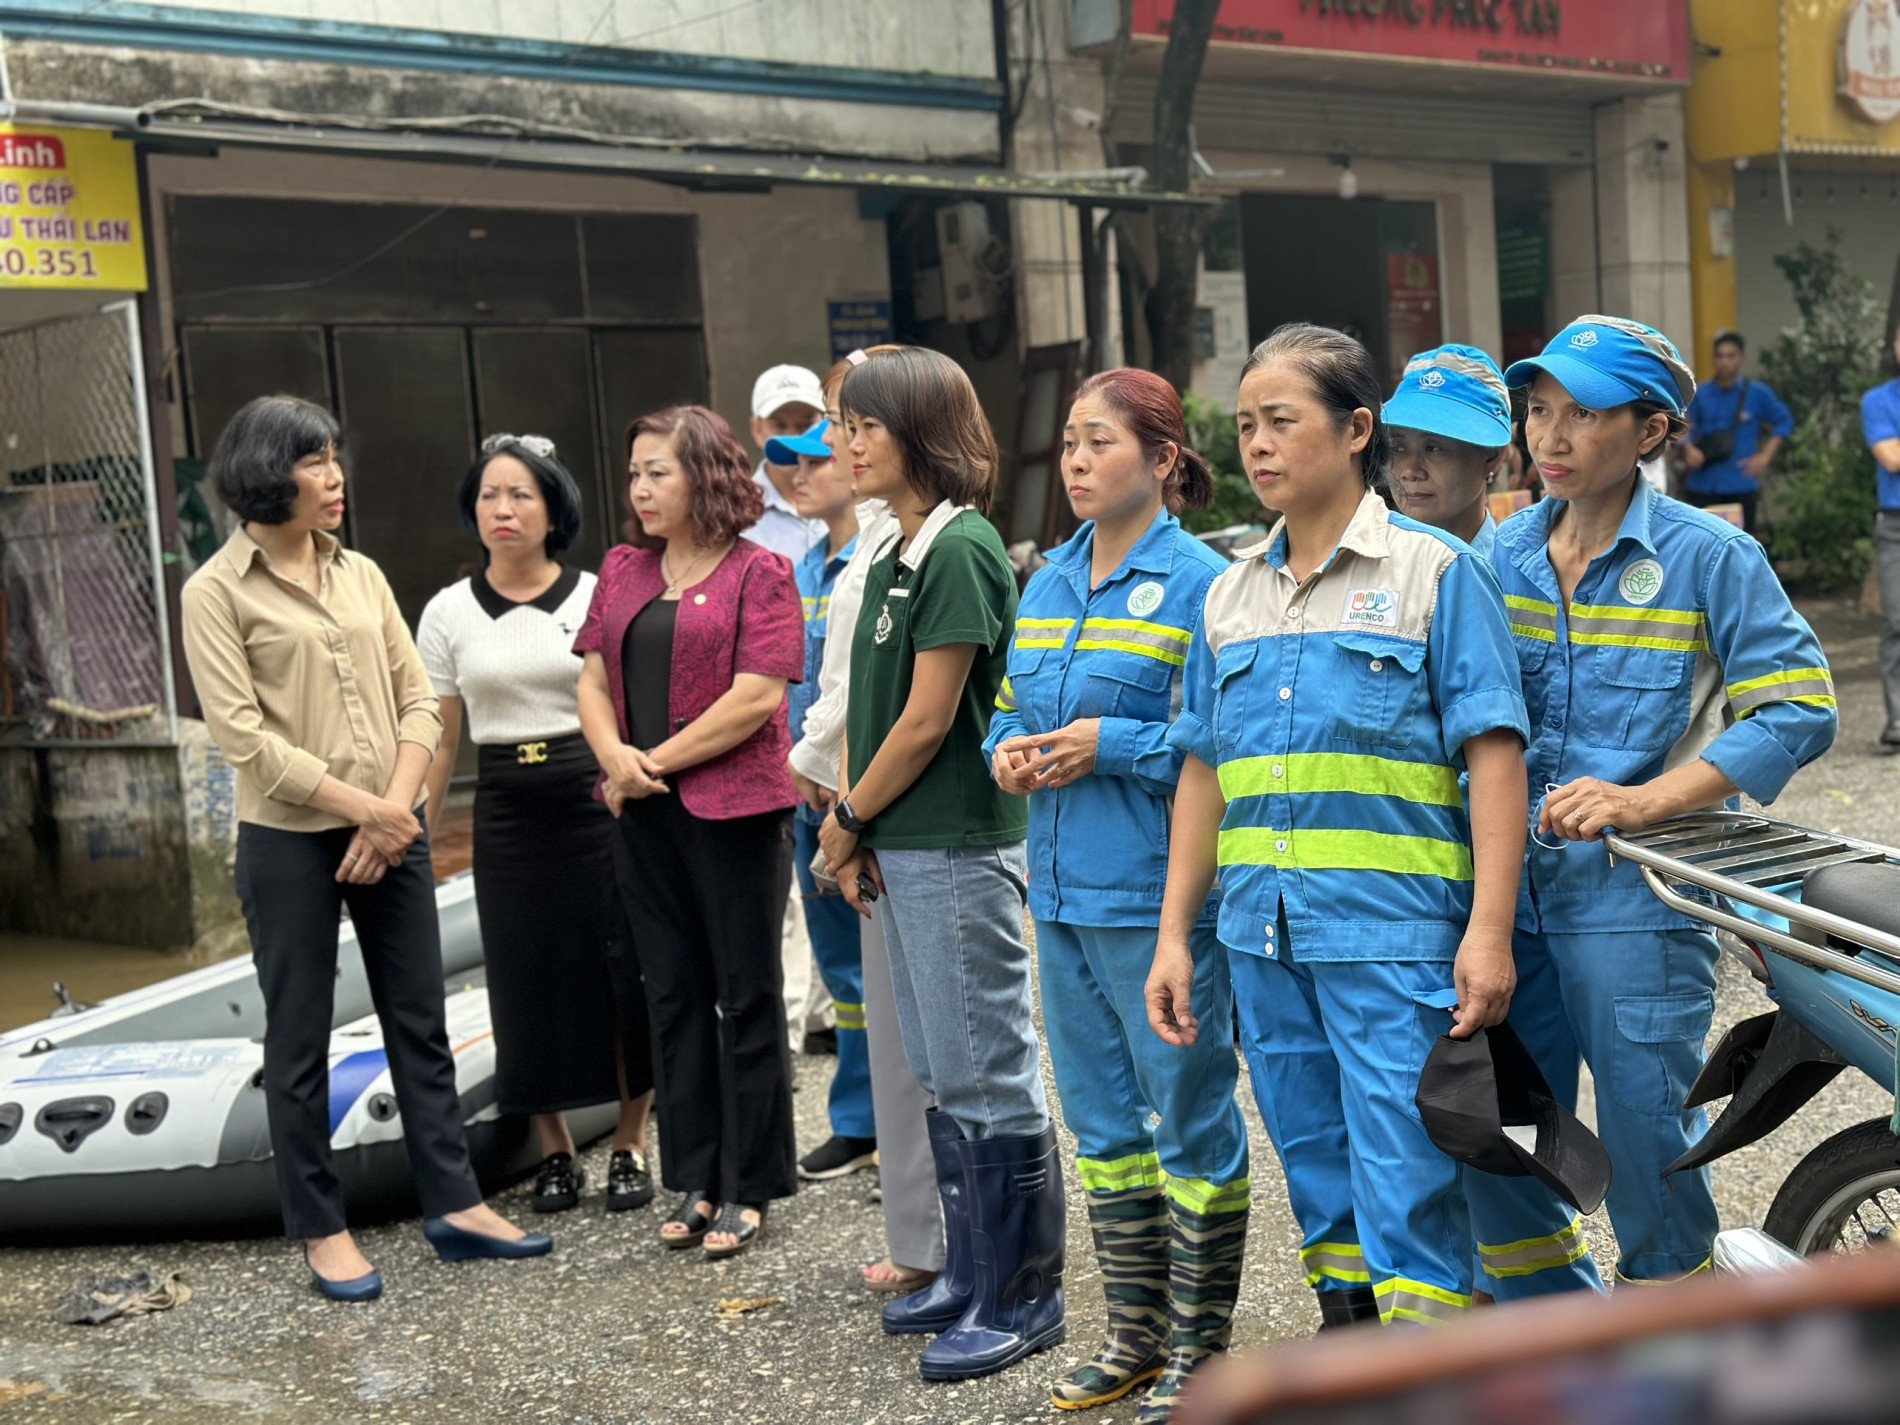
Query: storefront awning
2 100 1210 210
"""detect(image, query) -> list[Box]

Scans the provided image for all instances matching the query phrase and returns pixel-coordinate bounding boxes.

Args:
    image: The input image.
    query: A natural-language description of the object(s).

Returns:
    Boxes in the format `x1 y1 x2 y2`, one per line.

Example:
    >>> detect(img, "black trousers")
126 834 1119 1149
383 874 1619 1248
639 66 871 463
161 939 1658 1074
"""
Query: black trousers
610 795 797 1204
235 822 482 1238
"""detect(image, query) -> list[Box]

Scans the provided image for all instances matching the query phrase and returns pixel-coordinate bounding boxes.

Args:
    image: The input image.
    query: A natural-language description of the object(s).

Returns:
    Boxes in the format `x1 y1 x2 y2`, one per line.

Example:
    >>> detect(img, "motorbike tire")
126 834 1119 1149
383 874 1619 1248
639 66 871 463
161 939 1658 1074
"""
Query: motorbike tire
1763 1116 1900 1256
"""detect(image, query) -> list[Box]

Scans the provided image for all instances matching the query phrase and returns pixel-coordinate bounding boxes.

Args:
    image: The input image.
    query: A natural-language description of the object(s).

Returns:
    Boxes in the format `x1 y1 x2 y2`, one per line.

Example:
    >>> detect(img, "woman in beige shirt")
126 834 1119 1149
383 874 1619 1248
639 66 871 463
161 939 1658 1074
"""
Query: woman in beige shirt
182 395 548 1303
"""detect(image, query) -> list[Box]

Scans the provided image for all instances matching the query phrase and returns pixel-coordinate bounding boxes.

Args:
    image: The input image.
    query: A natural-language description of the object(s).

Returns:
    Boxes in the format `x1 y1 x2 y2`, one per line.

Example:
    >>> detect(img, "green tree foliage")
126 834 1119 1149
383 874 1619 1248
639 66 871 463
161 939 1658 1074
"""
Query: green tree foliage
1179 392 1265 534
1758 232 1882 591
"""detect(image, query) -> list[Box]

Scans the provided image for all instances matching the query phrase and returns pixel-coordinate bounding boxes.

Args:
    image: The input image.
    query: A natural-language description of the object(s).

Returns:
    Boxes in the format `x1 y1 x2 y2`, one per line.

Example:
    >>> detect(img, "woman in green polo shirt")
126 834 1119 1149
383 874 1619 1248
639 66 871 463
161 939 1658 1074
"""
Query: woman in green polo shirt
816 346 1062 1384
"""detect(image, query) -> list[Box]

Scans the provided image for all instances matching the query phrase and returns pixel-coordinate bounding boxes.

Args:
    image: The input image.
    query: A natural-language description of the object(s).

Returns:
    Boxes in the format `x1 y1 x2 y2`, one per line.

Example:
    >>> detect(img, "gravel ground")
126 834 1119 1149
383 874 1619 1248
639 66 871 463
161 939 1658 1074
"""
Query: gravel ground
1 601 1895 1423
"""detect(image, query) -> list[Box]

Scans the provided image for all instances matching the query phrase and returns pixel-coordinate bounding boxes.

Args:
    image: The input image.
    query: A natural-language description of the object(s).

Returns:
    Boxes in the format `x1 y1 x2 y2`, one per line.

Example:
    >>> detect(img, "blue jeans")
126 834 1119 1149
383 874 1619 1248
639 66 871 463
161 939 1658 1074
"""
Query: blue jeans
1038 919 1249 1204
794 814 875 1139
874 843 1048 1141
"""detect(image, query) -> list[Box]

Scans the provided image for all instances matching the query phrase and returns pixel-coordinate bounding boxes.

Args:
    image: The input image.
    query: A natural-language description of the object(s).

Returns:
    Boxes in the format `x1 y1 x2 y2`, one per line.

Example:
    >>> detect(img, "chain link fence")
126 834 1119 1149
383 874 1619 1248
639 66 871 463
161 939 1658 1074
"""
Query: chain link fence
0 302 174 744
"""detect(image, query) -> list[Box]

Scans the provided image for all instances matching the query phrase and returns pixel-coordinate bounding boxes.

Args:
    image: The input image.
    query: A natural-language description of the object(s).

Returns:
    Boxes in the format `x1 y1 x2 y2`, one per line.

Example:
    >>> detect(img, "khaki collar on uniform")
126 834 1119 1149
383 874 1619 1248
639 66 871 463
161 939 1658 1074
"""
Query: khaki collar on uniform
218 524 347 579
1258 487 1392 573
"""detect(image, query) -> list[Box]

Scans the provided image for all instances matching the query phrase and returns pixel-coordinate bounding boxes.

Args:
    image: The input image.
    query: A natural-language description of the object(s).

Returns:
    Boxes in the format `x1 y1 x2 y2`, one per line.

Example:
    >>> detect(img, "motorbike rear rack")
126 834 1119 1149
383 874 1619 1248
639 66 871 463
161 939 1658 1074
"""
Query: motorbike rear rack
1604 813 1900 997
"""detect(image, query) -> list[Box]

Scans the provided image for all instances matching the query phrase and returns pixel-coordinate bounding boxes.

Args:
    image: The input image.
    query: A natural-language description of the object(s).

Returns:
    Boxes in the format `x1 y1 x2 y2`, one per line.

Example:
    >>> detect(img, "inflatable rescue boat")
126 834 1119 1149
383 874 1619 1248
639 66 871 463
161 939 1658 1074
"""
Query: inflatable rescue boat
0 873 616 1243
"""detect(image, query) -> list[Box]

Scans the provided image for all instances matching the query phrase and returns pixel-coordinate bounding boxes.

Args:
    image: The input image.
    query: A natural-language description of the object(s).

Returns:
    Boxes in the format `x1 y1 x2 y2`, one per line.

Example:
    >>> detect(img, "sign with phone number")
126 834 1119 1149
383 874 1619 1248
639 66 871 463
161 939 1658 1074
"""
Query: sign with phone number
0 124 147 291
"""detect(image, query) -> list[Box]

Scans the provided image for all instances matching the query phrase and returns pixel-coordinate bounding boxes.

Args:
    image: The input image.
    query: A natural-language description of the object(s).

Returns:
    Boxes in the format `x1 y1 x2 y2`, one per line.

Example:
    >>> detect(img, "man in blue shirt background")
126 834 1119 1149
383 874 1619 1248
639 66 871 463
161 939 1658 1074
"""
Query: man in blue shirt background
1858 333 1900 753
1682 329 1792 536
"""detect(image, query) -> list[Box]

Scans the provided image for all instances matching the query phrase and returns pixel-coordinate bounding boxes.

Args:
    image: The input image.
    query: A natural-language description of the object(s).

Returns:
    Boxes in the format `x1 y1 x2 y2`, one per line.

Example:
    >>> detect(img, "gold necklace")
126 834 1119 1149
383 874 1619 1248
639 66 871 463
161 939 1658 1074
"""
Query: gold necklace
661 540 728 595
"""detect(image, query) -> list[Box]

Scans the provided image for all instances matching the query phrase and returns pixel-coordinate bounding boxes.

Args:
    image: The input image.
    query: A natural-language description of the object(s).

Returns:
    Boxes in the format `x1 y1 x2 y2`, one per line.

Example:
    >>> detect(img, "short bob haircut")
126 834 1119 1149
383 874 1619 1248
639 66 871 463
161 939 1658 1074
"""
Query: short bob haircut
207 394 341 525
839 346 999 516
458 440 585 559
623 405 763 548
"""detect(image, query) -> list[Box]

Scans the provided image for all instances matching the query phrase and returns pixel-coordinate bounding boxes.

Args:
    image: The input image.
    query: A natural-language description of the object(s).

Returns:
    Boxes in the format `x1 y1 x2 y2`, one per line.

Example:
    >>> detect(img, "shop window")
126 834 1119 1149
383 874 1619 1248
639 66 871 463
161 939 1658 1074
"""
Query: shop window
1494 164 1554 365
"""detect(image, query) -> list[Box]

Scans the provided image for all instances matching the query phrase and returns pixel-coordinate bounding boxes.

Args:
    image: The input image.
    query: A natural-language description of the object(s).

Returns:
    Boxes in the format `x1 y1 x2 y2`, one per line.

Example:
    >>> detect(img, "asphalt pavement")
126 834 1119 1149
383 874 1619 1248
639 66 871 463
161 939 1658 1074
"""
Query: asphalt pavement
1 599 1895 1424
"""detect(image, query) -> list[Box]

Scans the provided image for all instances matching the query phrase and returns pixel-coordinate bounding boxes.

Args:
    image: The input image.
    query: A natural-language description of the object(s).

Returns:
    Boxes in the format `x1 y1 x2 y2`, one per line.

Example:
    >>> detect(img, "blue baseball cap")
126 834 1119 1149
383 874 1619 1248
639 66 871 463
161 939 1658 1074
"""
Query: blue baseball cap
764 419 833 466
1504 315 1695 415
1383 344 1512 449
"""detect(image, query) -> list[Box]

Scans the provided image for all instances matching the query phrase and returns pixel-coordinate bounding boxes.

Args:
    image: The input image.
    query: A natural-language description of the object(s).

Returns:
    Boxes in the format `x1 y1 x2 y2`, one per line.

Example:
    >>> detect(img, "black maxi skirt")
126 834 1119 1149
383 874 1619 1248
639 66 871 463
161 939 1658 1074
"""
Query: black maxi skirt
474 731 653 1115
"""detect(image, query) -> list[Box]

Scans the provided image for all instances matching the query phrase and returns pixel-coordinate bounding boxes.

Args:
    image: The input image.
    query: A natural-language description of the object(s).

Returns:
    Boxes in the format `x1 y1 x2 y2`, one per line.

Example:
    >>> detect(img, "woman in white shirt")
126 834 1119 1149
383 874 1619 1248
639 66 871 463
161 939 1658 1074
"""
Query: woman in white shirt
419 436 655 1215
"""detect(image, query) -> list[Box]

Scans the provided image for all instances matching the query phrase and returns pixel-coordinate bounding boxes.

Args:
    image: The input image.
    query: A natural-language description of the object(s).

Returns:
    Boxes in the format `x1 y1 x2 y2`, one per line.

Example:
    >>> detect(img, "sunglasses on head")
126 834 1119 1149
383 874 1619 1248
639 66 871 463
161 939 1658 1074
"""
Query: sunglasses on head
481 433 556 459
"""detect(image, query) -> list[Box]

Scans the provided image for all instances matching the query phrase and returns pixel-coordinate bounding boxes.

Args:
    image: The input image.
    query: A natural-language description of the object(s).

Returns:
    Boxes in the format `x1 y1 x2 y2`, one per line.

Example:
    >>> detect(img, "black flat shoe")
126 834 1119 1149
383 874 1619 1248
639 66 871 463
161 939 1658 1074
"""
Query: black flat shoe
606 1150 654 1212
531 1152 584 1213
703 1202 766 1260
661 1191 715 1249
798 1134 878 1181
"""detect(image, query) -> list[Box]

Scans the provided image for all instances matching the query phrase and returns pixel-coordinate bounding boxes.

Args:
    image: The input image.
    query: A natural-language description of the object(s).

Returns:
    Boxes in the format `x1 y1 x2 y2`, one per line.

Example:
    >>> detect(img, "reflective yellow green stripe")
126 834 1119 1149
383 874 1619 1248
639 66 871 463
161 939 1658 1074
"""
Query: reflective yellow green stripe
1727 665 1836 717
1375 1277 1472 1325
1570 601 1702 626
1218 753 1461 808
1505 595 1558 643
1299 1241 1369 1286
1164 1174 1252 1216
1217 827 1473 880
1013 616 1074 650
1073 617 1192 667
1566 602 1708 653
832 1001 866 1031
1615 1257 1712 1285
1478 1216 1590 1278
995 676 1016 713
1077 1152 1164 1194
1568 629 1710 652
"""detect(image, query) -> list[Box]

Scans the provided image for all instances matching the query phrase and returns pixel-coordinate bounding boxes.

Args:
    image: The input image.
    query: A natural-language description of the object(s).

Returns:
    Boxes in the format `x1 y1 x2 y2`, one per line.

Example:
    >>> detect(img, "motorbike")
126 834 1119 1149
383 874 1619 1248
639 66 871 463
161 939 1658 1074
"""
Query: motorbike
1603 812 1900 1259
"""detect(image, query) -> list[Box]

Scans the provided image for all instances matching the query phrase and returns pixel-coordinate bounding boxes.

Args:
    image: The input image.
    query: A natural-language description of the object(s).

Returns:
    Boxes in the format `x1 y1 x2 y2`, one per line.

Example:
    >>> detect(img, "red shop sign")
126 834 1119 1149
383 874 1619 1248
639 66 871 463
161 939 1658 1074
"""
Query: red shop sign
1132 1 1689 83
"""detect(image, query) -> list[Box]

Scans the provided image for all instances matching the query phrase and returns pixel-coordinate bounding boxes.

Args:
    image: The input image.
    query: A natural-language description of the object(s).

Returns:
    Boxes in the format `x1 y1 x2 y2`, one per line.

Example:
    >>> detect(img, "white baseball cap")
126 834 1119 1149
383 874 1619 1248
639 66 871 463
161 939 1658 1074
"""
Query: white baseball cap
751 364 827 420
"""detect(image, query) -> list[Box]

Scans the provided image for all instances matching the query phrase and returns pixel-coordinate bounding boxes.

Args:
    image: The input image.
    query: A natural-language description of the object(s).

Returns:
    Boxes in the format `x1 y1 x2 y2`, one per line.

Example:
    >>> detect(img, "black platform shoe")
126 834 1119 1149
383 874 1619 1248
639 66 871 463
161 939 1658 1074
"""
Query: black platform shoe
607 1149 654 1212
531 1152 584 1213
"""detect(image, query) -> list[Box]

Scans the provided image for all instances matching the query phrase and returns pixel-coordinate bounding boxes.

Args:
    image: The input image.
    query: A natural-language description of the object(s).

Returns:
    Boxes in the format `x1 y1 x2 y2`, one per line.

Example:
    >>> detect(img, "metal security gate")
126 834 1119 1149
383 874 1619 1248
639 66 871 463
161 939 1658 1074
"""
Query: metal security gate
0 301 174 745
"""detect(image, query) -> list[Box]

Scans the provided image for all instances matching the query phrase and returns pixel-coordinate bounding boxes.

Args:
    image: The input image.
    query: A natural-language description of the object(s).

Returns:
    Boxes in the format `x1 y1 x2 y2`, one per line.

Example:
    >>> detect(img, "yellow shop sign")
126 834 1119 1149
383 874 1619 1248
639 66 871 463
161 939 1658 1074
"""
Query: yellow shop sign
0 125 146 290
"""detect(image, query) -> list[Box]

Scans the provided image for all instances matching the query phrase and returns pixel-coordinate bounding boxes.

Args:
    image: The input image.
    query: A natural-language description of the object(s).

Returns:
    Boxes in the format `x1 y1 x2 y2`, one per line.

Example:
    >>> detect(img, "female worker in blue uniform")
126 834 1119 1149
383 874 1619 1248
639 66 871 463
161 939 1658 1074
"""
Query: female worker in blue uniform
1490 316 1837 1284
1385 344 1605 1302
1149 323 1532 1332
985 368 1248 1422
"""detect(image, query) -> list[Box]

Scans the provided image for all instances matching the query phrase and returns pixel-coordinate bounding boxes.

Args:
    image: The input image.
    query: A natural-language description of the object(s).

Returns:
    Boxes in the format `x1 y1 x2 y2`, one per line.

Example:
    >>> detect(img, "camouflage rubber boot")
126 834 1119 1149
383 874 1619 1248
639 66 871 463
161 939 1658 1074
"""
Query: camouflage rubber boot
1134 1192 1250 1424
1049 1183 1169 1410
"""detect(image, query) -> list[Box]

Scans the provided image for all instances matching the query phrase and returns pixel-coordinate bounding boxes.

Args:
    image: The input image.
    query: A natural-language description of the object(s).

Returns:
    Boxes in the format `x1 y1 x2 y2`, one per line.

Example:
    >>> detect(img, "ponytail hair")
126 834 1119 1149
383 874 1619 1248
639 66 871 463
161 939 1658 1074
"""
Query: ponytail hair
1071 368 1214 512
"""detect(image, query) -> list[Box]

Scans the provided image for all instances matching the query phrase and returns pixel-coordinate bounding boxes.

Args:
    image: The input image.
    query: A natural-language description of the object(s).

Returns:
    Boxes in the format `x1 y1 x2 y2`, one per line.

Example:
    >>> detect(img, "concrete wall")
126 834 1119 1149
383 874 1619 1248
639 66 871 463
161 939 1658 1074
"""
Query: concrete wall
129 0 999 78
0 722 242 952
144 146 893 463
1594 94 1695 353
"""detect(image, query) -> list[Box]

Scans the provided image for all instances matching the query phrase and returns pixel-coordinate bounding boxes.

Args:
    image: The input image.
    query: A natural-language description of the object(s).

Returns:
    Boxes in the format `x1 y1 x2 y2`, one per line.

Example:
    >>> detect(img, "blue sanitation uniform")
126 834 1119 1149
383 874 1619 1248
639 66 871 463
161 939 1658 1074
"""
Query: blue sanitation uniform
986 507 1249 1412
791 532 874 1141
1169 490 1527 1326
1489 478 1837 1281
984 509 1250 1214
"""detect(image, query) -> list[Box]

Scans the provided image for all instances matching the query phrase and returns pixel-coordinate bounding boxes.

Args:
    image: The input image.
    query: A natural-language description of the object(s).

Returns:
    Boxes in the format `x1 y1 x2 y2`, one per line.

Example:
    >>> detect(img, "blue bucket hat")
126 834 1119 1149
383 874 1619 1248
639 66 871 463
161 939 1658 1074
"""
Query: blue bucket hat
764 419 833 466
1384 344 1513 449
1503 315 1696 415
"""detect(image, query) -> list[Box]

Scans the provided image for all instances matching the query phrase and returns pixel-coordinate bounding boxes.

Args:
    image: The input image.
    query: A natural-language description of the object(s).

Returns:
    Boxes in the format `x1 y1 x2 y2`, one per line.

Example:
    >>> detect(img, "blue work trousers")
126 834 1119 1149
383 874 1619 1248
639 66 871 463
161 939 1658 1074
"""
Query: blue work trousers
793 815 875 1140
1474 926 1720 1282
1233 939 1473 1325
1037 920 1249 1204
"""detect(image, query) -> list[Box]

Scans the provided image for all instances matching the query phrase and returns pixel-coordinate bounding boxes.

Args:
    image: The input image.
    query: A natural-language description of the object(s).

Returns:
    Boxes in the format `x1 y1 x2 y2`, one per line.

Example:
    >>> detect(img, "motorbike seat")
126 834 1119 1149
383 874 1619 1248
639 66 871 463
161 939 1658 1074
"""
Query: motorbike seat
1802 861 1900 946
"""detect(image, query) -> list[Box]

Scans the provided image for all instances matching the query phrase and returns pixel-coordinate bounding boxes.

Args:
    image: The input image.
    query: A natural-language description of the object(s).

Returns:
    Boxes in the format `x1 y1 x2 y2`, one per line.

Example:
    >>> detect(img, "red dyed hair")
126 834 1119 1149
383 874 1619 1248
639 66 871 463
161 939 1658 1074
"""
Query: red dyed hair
622 405 764 548
1070 368 1214 512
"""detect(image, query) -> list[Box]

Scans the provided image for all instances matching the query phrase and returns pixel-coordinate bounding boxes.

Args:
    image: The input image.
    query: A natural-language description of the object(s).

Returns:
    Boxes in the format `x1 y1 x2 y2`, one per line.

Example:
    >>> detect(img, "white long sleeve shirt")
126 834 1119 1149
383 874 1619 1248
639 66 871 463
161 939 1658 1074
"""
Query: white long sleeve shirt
788 498 900 790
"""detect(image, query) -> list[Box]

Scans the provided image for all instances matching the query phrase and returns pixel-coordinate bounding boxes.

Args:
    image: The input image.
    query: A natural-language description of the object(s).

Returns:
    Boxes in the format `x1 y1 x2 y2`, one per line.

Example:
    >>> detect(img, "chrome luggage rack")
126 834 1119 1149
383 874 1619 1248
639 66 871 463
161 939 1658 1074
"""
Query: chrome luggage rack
1603 813 1900 997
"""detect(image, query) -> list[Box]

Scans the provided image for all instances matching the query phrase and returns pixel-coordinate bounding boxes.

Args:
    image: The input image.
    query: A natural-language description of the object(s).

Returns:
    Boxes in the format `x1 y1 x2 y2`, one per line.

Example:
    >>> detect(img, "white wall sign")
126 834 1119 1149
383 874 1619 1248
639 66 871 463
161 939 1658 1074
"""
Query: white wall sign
1840 0 1900 124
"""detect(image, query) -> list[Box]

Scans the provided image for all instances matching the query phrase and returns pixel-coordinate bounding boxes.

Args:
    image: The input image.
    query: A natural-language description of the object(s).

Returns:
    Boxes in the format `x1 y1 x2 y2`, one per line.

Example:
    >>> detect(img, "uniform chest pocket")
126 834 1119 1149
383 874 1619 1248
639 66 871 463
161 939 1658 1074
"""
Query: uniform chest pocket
1329 632 1428 750
1212 640 1256 754
865 586 914 658
1005 644 1062 732
1076 653 1175 722
1578 644 1691 751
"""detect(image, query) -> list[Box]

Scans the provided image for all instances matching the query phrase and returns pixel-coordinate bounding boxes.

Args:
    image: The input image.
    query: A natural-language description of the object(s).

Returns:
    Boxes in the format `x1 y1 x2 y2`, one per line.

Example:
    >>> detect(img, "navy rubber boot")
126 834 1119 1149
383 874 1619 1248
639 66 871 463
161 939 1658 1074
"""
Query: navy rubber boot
882 1109 975 1335
919 1124 1067 1381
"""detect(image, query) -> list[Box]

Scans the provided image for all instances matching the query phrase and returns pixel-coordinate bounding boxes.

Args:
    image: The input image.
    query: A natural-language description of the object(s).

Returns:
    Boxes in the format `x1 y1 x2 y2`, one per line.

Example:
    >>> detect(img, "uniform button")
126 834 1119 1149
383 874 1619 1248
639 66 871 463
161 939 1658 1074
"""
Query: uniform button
1264 923 1275 938
1286 606 1302 622
1369 659 1384 673
1547 715 1564 730
1275 839 1288 853
1271 764 1284 778
1278 687 1292 701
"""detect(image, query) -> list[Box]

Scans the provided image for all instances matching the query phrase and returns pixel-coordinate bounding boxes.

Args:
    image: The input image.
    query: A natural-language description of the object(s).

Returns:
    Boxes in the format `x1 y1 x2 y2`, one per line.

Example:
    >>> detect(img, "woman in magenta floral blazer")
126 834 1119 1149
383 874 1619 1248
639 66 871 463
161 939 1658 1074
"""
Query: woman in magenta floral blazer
575 404 803 1259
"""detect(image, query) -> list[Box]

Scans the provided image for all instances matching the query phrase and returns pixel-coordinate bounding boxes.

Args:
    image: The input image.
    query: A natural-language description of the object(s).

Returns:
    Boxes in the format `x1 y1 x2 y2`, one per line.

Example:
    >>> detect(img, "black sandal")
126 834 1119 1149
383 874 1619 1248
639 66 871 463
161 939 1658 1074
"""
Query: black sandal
660 1191 715 1249
703 1202 766 1260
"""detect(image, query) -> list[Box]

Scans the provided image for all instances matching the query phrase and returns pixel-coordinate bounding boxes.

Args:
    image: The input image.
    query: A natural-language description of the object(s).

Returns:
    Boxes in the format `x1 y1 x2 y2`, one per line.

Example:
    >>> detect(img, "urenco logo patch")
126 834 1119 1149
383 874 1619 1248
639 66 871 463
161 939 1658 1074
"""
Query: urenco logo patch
1342 588 1400 629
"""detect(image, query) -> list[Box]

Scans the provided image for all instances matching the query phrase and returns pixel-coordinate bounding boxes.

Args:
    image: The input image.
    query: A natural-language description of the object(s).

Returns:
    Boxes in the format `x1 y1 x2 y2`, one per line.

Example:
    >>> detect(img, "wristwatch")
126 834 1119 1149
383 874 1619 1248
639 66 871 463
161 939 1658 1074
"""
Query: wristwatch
833 798 868 835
